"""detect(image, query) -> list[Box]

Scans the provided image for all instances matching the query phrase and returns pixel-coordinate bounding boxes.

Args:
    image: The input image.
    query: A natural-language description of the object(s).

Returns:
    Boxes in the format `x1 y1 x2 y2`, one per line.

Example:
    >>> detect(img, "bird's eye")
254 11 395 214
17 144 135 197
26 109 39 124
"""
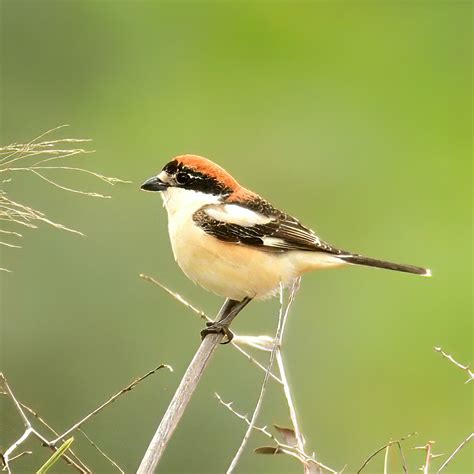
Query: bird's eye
176 172 191 185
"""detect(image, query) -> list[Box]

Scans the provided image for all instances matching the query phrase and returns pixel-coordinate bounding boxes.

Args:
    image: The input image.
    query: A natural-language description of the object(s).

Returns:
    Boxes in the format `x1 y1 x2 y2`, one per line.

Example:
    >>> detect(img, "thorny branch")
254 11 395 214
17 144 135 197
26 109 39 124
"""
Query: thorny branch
140 274 473 473
215 393 339 474
271 279 313 473
225 283 291 474
0 373 89 473
414 441 443 474
0 365 172 472
437 433 473 473
434 347 473 383
19 402 105 473
141 274 338 473
49 365 173 445
356 433 416 473
4 129 468 473
76 429 124 474
219 279 339 474
140 273 282 383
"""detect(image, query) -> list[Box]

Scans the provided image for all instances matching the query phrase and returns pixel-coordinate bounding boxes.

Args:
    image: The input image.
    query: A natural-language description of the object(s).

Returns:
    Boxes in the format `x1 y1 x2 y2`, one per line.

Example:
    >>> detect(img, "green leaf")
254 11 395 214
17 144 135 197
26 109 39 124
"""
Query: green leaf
36 437 74 474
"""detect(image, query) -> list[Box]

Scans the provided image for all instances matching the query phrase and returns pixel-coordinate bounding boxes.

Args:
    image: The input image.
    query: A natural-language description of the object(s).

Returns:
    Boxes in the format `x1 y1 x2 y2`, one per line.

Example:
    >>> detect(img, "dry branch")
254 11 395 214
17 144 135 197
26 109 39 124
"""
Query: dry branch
49 365 172 445
226 281 299 473
414 441 442 474
1 365 171 472
137 332 224 472
215 393 338 473
437 433 473 473
0 125 130 271
434 347 473 383
357 433 416 474
139 275 341 473
216 280 338 474
0 372 89 473
136 279 293 473
140 273 282 382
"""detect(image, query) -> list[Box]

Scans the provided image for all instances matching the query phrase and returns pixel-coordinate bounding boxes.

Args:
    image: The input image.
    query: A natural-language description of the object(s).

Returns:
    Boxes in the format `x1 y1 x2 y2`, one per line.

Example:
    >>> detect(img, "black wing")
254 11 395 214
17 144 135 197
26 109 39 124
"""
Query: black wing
193 201 345 255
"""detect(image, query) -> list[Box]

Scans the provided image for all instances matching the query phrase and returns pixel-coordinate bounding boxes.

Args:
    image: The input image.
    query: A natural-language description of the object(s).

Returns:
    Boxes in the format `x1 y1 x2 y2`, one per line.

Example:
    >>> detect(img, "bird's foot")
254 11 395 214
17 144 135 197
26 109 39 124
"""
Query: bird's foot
201 321 234 344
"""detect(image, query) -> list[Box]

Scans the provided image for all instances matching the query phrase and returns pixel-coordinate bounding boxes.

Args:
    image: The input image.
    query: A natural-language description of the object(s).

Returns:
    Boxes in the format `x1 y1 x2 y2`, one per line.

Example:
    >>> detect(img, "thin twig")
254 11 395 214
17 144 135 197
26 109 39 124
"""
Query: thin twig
139 273 208 321
232 339 283 384
5 166 129 189
0 372 31 428
215 393 338 473
437 433 473 473
7 451 32 463
30 169 112 198
34 426 87 472
434 347 473 383
0 229 22 237
0 241 21 248
2 428 34 470
226 280 299 473
273 279 308 470
414 441 443 474
137 332 224 473
215 392 279 442
395 441 409 474
77 429 125 473
422 441 434 474
357 433 417 473
0 126 129 269
140 273 282 383
20 399 122 473
1 365 170 472
383 445 390 474
50 365 172 445
19 402 91 472
139 275 338 472
0 373 88 473
276 350 310 471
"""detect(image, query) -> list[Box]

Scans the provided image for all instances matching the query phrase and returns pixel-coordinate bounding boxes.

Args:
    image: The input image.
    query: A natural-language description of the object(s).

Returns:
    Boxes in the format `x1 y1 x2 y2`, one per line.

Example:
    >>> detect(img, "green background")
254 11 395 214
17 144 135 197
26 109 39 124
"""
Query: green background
1 1 471 473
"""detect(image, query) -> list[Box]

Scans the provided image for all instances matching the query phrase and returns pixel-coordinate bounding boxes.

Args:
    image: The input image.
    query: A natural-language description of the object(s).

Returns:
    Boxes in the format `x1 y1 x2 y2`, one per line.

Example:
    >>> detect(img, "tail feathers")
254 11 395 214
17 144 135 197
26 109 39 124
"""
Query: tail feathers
340 254 431 276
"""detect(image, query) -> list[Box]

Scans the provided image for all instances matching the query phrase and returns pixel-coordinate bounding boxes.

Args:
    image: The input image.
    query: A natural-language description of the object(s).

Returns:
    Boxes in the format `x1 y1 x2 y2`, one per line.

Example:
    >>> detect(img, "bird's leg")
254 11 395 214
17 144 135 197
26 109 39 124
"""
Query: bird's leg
201 297 252 344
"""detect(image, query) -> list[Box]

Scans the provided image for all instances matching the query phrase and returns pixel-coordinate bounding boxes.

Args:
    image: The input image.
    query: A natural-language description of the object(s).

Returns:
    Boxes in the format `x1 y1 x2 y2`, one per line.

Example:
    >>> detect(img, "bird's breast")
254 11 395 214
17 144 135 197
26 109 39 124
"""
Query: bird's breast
164 208 299 300
161 189 342 300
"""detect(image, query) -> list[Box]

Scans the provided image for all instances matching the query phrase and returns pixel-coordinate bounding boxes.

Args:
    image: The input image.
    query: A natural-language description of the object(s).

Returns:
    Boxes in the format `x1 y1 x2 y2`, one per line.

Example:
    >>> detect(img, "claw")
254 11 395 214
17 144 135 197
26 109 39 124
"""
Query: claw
200 323 234 344
221 326 234 344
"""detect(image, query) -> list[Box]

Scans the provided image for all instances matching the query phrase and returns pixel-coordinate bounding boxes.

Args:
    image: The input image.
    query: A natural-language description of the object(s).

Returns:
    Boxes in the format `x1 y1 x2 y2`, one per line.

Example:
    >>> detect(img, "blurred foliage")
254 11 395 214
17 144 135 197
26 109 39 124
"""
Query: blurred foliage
0 1 471 473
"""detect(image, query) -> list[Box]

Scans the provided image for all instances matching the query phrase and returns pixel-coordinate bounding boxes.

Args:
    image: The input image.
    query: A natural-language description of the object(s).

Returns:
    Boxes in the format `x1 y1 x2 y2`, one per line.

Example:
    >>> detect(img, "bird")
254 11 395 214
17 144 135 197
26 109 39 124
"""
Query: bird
141 154 430 342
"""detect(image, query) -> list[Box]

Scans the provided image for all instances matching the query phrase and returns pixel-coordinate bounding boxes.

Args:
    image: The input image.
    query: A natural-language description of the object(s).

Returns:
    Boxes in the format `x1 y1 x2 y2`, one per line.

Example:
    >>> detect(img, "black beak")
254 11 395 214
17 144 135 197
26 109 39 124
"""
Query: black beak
140 176 168 192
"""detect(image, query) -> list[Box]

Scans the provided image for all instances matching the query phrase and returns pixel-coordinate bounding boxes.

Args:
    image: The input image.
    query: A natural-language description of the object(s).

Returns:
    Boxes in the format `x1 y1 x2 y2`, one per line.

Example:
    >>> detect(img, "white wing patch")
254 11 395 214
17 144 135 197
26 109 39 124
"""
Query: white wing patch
196 202 342 254
204 204 273 226
261 237 287 247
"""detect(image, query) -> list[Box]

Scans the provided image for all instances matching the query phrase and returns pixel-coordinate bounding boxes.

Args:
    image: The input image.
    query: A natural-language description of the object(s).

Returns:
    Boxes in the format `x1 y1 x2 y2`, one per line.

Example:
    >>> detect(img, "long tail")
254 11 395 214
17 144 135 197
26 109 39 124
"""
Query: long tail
340 254 431 276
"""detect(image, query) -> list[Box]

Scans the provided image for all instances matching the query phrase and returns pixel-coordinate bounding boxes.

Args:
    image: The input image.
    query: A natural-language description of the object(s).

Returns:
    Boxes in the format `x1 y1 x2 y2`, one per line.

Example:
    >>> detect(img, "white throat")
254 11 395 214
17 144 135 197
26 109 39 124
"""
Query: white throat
161 187 221 217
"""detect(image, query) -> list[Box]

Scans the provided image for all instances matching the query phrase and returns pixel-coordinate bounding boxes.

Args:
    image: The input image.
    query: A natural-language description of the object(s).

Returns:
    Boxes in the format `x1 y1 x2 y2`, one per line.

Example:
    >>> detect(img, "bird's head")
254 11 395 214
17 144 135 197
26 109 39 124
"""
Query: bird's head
140 155 240 198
